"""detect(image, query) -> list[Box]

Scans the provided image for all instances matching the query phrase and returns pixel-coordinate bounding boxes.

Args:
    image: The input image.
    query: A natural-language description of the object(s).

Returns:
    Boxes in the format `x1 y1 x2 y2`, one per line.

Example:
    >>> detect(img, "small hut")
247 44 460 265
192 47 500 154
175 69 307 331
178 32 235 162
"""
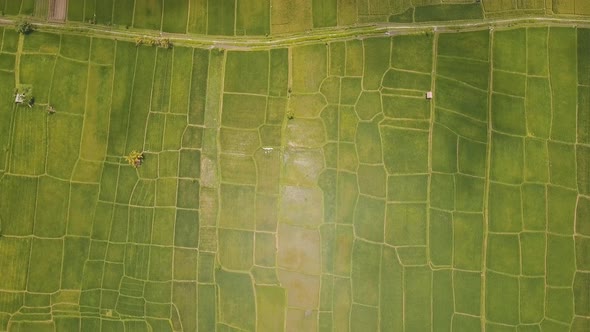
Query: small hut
14 94 25 103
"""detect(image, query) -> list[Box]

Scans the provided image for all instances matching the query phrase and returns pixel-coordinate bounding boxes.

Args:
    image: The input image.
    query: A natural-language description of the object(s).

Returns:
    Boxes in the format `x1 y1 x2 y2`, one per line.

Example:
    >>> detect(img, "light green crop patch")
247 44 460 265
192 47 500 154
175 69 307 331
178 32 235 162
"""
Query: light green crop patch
353 195 385 243
429 209 452 266
382 126 429 174
453 270 481 316
453 212 484 271
431 123 457 173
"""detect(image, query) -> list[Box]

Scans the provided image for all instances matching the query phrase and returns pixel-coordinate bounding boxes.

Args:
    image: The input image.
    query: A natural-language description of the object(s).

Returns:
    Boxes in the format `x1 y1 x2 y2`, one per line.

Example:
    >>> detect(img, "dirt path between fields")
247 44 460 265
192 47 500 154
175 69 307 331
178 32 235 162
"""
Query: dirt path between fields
0 16 589 50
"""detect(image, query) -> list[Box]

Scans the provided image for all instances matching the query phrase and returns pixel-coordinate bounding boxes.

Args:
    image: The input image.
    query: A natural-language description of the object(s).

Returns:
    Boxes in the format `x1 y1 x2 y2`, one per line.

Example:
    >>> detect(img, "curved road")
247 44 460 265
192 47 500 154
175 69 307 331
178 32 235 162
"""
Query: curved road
1 15 590 50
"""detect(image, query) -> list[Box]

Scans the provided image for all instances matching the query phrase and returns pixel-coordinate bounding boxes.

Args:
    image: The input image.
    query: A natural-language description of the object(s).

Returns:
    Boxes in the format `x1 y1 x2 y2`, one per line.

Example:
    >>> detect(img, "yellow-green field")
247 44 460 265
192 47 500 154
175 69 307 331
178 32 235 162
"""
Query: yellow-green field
2 1 590 35
0 1 589 332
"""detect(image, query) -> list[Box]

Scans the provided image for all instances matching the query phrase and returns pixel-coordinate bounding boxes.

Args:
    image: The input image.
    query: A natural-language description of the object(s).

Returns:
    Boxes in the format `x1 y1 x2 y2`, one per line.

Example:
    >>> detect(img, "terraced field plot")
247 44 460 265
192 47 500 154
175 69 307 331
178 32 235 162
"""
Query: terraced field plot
0 23 589 331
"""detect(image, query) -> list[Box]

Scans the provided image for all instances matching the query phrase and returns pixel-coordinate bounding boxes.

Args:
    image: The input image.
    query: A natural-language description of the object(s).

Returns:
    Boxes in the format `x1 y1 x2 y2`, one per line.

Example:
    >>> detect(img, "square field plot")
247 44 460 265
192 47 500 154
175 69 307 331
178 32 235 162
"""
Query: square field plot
490 132 524 184
391 34 433 73
493 28 526 73
162 0 189 33
208 0 236 35
224 51 269 94
133 0 163 31
381 127 429 174
491 93 526 135
236 0 270 35
271 0 312 34
438 30 489 62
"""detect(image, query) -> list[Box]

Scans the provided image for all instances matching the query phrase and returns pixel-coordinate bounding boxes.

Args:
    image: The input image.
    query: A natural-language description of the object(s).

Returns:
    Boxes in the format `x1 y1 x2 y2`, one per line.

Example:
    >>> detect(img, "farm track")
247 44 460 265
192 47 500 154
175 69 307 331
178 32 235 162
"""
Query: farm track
1 16 590 50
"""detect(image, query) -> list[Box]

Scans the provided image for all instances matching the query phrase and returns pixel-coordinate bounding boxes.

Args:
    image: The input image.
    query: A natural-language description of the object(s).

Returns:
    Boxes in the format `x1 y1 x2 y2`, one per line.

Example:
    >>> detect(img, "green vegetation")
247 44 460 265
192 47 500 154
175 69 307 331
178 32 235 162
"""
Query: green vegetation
0 3 589 331
14 20 33 35
125 150 144 168
414 3 483 22
13 84 34 107
135 36 172 48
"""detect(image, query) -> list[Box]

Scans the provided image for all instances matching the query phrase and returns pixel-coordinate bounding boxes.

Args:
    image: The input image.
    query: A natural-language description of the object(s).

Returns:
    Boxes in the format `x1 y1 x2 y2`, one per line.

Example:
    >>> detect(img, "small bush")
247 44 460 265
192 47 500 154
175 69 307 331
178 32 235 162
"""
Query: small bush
15 21 34 35
125 150 144 168
135 36 172 48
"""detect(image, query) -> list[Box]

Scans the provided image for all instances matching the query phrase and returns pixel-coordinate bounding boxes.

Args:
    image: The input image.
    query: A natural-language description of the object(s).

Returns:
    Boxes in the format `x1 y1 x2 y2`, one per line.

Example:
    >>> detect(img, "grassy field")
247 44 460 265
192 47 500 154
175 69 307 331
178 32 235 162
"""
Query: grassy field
1 1 590 36
0 19 589 332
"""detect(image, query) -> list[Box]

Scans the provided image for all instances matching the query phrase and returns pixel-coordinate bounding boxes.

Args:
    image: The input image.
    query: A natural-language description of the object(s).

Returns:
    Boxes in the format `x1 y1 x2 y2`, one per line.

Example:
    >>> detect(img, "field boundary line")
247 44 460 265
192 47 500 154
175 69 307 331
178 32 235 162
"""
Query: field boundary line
481 27 494 330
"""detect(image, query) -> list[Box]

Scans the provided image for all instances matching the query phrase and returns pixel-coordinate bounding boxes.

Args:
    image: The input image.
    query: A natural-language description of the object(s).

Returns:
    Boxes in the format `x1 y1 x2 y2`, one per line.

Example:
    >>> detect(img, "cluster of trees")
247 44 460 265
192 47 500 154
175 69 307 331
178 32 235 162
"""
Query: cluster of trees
135 36 172 48
15 20 34 34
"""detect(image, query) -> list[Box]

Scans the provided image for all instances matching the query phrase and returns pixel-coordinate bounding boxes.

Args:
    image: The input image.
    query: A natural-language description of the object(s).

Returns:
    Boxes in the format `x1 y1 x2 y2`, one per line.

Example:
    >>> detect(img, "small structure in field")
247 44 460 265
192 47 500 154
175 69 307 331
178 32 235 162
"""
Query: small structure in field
15 94 25 103
14 84 34 107
426 91 433 100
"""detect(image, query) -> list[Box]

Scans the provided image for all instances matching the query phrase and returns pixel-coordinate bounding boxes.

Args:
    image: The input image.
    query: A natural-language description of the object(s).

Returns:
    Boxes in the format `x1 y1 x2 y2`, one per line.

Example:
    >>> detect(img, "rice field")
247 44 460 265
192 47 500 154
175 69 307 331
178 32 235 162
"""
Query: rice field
1 1 590 35
0 2 589 331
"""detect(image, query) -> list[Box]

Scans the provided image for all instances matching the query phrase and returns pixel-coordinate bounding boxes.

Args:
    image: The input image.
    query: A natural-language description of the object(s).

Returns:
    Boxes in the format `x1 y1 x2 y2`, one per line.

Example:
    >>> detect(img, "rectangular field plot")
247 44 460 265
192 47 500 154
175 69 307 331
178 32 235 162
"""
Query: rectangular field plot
435 76 488 122
312 0 337 28
207 0 235 35
236 0 270 35
493 28 526 73
169 47 193 114
113 0 134 26
46 113 84 180
0 71 14 168
414 3 483 22
67 0 84 22
90 37 115 65
527 27 548 76
9 110 47 176
125 47 156 152
19 54 55 104
95 0 114 24
34 176 69 237
162 0 189 33
60 34 90 61
133 0 163 31
438 30 489 61
187 0 207 34
548 27 577 143
225 51 269 94
0 175 37 236
107 41 136 156
80 65 113 161
2 30 19 53
151 48 173 113
391 34 433 73
22 31 60 53
0 237 31 291
0 53 15 71
28 238 63 293
49 57 88 114
83 0 96 22
437 56 489 90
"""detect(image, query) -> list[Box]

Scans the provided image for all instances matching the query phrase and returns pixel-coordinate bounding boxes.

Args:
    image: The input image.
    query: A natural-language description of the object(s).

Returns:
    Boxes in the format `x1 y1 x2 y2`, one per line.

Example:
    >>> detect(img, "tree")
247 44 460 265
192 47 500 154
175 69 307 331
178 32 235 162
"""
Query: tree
15 21 34 35
125 150 144 168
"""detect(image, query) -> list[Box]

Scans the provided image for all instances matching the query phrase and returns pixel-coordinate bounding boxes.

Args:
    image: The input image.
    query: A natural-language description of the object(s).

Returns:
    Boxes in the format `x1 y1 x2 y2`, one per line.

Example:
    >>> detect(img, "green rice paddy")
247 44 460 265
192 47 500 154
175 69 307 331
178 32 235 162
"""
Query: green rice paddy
0 1 589 332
